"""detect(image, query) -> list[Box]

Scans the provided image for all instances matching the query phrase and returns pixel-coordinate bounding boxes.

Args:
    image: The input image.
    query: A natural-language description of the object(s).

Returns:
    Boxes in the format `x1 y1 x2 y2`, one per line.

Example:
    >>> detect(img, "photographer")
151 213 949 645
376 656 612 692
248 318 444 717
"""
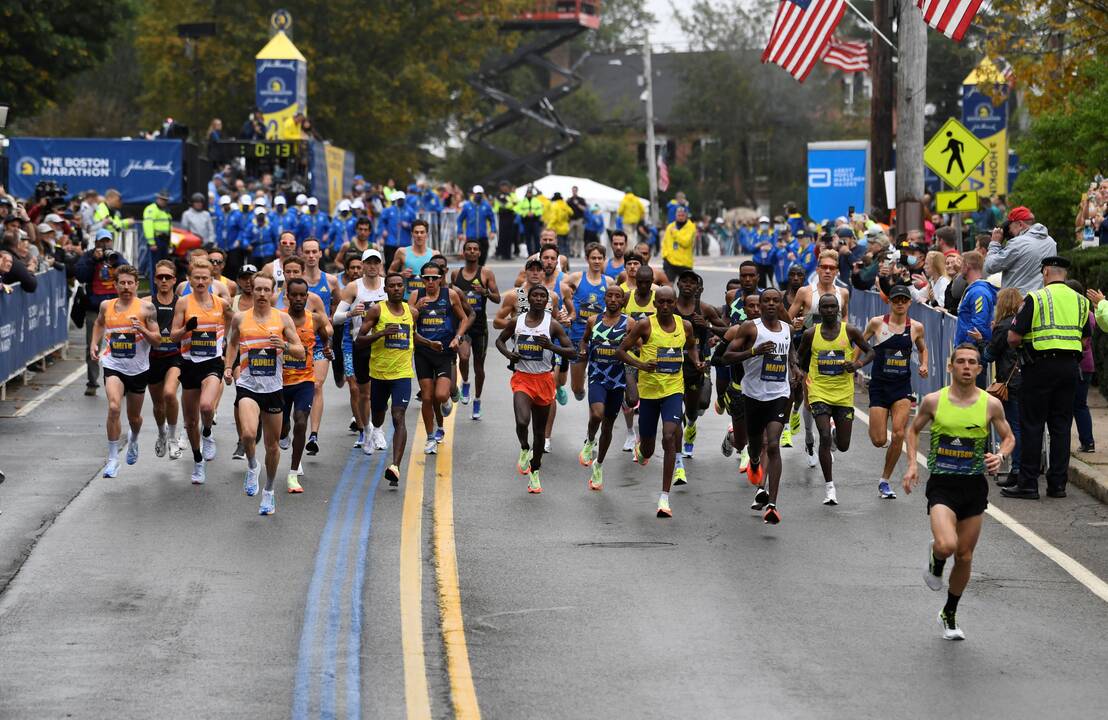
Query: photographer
1075 177 1108 246
984 206 1056 294
75 229 130 396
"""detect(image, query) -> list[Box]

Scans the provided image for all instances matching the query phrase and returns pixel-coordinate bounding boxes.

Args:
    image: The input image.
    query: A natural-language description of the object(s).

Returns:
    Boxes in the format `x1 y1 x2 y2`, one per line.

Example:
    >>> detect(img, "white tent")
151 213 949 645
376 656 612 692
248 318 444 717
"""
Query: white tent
514 174 648 217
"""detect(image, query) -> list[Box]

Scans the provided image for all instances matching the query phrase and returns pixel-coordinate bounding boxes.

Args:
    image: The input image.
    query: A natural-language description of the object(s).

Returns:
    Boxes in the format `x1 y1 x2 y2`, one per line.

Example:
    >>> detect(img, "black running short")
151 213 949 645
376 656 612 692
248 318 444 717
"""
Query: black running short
103 367 148 395
353 345 372 385
743 395 791 442
465 327 488 359
926 474 988 521
415 346 455 381
146 354 181 386
868 379 913 409
180 357 225 390
234 386 284 414
808 402 855 423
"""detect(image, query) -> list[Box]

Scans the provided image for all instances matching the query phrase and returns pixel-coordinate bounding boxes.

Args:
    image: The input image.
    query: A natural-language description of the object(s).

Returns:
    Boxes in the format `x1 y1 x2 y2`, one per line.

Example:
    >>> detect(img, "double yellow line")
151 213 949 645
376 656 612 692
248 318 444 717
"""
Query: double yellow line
400 410 481 719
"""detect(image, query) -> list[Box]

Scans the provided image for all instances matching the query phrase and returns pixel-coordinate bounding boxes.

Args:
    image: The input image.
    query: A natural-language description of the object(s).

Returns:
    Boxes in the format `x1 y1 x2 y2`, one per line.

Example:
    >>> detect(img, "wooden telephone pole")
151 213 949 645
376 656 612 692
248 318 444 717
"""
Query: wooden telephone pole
869 0 894 215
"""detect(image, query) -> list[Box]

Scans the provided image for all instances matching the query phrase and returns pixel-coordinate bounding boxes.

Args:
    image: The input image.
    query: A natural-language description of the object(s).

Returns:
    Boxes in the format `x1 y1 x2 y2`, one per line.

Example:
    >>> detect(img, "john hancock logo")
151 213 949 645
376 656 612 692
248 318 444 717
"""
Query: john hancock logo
121 160 175 178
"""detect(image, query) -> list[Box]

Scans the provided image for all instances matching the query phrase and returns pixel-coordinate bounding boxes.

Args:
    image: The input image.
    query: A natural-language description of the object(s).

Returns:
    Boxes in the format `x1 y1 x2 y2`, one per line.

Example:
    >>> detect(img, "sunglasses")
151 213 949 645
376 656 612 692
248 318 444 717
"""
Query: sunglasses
209 259 224 265
819 265 838 271
155 274 175 281
421 274 442 281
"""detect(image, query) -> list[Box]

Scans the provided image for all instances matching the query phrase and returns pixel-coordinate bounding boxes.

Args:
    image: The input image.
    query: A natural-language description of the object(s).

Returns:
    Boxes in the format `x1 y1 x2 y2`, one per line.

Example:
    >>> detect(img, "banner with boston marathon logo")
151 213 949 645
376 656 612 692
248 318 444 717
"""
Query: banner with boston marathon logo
9 138 183 204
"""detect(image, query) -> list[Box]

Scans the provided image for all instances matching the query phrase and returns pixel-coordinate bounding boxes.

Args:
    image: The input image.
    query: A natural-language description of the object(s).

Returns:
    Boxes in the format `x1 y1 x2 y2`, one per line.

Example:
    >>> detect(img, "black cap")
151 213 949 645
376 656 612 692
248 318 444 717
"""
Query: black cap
888 284 912 301
676 270 702 283
156 190 170 201
238 263 258 277
907 242 929 254
834 226 854 239
525 258 543 270
1041 255 1071 269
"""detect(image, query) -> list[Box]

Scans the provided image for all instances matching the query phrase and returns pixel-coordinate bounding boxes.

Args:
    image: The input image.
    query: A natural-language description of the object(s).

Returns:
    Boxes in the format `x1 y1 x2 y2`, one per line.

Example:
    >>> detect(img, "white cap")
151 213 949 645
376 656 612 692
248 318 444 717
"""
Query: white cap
295 193 307 205
306 197 319 206
336 199 351 212
36 223 55 235
240 194 253 206
472 185 484 194
392 191 406 201
44 213 64 224
219 194 232 205
255 195 269 207
361 248 383 262
254 206 267 216
758 215 770 224
274 195 287 205
351 198 365 210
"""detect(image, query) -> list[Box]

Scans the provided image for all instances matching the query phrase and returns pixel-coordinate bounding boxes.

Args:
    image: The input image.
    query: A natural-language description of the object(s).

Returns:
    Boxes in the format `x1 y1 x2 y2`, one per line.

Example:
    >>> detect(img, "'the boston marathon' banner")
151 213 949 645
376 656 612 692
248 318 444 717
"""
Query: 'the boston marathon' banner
255 31 308 140
8 138 183 204
807 140 870 222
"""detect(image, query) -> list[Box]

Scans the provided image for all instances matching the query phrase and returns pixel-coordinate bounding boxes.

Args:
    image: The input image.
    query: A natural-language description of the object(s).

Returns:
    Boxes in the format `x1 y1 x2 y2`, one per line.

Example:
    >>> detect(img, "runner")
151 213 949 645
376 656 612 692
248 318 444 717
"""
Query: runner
603 229 628 281
229 264 257 460
147 260 184 460
564 242 611 401
494 284 577 493
334 248 387 451
576 285 628 490
674 271 725 466
170 258 233 484
904 343 1014 640
493 258 548 330
713 261 759 429
261 231 298 287
451 238 501 420
88 265 160 477
511 229 571 287
300 238 340 452
617 286 704 517
222 272 305 515
863 285 929 499
620 262 656 451
719 292 761 474
278 278 332 492
796 293 874 506
723 288 800 524
631 240 671 286
389 219 436 300
178 248 234 304
410 262 471 454
781 263 808 449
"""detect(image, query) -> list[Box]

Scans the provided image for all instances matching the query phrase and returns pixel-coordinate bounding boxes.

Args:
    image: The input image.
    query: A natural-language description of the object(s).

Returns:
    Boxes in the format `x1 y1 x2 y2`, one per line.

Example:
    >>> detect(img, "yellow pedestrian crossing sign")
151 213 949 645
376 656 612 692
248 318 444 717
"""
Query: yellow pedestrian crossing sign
935 190 979 214
924 118 989 188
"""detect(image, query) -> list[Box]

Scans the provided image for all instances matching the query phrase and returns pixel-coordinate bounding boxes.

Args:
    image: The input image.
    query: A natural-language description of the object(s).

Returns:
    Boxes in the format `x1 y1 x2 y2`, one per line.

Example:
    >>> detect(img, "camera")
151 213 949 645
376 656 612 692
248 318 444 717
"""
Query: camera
106 251 123 266
999 220 1012 239
34 180 69 202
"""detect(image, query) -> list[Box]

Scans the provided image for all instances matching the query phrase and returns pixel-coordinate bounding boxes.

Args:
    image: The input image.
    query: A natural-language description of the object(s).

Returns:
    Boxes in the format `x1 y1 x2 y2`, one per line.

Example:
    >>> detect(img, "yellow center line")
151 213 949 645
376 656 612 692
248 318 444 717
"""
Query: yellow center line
400 420 432 719
433 411 482 719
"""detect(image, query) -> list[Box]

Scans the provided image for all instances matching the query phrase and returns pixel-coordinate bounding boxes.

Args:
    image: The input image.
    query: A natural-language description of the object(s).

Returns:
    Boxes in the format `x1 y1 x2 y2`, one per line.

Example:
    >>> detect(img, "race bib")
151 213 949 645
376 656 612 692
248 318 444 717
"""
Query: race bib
109 332 136 359
384 324 411 350
156 332 177 354
591 342 619 365
190 330 217 357
882 350 910 377
933 435 979 474
284 355 307 370
760 353 787 382
248 348 277 377
655 346 682 374
816 349 845 376
516 334 545 361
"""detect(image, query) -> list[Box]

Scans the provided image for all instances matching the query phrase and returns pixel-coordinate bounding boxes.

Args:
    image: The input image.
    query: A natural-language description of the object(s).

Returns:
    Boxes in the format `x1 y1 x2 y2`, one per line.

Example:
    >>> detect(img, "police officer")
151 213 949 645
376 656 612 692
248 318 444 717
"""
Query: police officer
1001 256 1091 499
143 191 173 267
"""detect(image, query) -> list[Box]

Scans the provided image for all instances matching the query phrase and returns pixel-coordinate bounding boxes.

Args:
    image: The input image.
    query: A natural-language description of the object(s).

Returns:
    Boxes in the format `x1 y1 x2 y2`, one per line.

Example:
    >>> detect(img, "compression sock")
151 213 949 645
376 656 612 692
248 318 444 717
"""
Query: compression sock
944 592 961 616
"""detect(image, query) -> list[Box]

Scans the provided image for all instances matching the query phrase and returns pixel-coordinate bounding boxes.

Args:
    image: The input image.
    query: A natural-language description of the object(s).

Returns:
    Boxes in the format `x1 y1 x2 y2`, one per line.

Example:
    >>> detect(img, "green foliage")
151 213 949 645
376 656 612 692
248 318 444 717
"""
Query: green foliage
0 1 132 119
588 0 655 52
1060 245 1108 398
1012 55 1108 249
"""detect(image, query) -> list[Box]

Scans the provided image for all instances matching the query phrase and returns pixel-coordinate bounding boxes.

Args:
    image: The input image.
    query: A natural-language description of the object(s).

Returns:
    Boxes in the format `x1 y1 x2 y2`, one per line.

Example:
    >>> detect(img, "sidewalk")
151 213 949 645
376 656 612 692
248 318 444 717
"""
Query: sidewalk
1069 386 1108 504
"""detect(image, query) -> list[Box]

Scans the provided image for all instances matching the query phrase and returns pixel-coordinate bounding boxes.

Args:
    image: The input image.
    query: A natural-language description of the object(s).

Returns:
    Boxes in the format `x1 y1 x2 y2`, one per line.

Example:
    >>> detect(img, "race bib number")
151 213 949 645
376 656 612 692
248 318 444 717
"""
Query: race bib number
591 342 619 365
934 435 979 474
882 350 910 377
655 346 682 374
516 334 545 361
466 291 480 307
284 355 307 370
248 348 277 377
760 353 787 382
190 330 217 357
109 332 136 359
816 349 845 376
384 324 411 350
156 333 177 354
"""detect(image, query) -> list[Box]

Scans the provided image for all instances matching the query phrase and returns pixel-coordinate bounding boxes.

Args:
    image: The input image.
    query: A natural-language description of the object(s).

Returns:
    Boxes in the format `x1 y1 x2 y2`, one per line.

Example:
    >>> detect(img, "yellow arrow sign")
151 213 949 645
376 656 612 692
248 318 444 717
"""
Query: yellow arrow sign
924 117 990 188
935 190 979 214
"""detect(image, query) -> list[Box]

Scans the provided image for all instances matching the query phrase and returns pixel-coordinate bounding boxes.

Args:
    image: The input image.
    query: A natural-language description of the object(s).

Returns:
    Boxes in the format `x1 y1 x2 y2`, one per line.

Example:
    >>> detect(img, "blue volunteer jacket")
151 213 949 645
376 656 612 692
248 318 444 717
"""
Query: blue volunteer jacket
456 200 496 240
376 203 418 248
955 279 998 346
298 210 331 245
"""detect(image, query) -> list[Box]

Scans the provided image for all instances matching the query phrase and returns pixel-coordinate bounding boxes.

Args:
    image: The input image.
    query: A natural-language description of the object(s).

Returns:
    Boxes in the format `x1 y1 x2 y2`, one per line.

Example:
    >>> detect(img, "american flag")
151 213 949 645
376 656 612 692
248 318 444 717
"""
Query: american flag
821 36 869 72
762 0 846 83
657 150 670 193
916 0 984 42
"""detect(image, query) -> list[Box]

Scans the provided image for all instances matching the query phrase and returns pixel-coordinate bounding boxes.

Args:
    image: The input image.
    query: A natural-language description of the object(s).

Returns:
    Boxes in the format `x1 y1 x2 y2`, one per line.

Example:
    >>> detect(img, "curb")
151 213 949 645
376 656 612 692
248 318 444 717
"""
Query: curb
1068 455 1108 504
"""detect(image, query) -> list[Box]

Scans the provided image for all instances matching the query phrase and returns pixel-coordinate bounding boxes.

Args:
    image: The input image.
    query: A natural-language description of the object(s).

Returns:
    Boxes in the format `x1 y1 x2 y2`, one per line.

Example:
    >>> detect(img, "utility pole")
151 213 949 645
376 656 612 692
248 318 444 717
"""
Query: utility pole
643 32 659 227
869 0 894 213
895 0 927 235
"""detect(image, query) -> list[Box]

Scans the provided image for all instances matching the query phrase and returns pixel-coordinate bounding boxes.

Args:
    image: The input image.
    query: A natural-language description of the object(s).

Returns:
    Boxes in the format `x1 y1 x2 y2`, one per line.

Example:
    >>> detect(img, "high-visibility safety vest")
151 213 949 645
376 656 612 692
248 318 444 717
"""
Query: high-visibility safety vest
1026 282 1088 353
142 203 173 245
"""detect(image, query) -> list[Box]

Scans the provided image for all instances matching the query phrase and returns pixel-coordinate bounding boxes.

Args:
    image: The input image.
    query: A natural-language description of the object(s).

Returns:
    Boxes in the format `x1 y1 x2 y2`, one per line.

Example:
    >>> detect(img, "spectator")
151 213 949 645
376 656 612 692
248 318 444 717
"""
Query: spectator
918 250 950 308
970 195 995 232
1065 278 1095 453
181 193 214 245
566 186 587 258
984 206 1056 294
666 191 689 224
206 118 223 157
943 253 966 314
583 203 604 247
751 216 775 288
661 205 696 281
984 287 1025 487
240 109 266 140
954 250 996 388
849 235 887 292
0 245 37 292
542 191 572 259
784 202 805 236
934 225 961 256
75 229 128 395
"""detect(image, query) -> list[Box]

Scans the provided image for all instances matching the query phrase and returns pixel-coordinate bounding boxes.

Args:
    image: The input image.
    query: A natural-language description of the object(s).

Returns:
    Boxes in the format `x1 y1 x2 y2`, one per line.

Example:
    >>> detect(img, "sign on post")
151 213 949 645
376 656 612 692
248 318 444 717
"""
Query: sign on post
255 30 307 141
934 190 978 214
923 118 989 189
960 58 1010 198
806 140 870 222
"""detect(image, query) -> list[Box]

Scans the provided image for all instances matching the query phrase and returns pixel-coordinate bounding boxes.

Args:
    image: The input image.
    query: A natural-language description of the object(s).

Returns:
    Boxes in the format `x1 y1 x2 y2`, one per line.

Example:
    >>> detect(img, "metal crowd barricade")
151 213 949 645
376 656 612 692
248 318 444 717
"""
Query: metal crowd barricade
439 209 459 256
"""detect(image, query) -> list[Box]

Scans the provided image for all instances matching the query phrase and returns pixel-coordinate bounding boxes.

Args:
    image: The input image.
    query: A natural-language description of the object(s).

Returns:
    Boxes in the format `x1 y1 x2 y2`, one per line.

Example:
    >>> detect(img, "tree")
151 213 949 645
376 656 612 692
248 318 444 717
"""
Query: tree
589 0 655 52
0 1 132 120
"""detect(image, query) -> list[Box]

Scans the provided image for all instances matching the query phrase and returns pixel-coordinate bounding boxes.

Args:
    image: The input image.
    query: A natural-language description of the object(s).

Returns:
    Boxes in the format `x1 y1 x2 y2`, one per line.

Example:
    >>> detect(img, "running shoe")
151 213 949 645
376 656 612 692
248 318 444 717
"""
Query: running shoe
362 437 374 456
738 447 750 473
780 424 793 448
789 411 801 436
349 418 359 433
878 480 897 499
452 385 461 404
305 434 319 455
925 540 945 591
673 457 687 486
622 433 636 452
746 460 764 487
434 426 446 443
472 399 482 420
443 398 454 417
517 448 533 475
201 434 217 461
579 439 594 466
155 433 167 458
279 434 292 451
259 489 276 516
295 464 304 477
682 423 697 457
354 430 365 448
461 382 471 405
805 443 817 468
232 441 246 461
721 427 734 457
714 399 723 415
527 470 542 494
589 463 603 491
555 385 568 406
751 487 770 511
544 438 552 453
656 495 672 518
373 427 387 450
103 457 119 478
190 461 205 485
168 438 182 460
287 472 303 494
633 442 649 466
126 438 139 466
762 503 781 524
386 464 401 487
938 610 965 641
823 482 838 506
424 438 438 455
244 462 260 497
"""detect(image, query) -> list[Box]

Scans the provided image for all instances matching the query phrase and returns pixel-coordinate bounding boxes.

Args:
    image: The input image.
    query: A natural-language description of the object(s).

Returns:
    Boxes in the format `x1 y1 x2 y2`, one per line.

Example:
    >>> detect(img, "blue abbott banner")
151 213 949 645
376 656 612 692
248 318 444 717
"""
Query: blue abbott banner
8 138 183 203
807 141 869 222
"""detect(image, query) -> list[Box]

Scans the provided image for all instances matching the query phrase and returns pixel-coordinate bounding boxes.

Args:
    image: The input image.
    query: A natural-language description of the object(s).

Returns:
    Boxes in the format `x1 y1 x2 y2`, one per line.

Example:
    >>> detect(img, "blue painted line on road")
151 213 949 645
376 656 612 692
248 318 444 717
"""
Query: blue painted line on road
292 449 366 720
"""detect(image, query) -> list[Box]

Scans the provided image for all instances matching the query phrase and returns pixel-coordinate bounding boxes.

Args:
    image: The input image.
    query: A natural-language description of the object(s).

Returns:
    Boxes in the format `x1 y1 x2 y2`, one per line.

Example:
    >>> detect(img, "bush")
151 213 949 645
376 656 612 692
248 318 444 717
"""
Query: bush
1063 246 1108 399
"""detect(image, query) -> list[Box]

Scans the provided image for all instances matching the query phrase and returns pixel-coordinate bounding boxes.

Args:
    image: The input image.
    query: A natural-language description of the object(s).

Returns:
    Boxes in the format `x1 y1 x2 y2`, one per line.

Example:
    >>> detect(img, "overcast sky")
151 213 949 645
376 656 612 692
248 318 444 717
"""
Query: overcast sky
645 0 689 49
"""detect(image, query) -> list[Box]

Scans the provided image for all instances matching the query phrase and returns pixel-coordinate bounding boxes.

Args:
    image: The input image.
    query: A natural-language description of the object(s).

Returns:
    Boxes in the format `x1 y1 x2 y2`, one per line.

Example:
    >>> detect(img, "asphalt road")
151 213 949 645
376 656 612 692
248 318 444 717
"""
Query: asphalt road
1 260 1107 718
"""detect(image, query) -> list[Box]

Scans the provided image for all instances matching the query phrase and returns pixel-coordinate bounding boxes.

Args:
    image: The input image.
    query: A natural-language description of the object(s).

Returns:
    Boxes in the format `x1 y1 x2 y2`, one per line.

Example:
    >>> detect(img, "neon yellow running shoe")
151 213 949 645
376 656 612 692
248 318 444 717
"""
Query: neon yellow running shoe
634 442 649 466
673 465 687 486
656 495 672 518
578 439 594 466
683 423 697 444
527 470 542 494
286 472 303 494
589 462 603 491
518 448 532 475
780 424 793 448
790 410 801 435
739 446 750 473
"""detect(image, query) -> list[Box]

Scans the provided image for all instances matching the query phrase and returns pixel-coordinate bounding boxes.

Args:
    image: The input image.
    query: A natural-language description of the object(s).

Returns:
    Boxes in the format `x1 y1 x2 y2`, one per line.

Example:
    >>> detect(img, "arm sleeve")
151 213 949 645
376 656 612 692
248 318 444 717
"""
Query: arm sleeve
1095 299 1108 332
333 300 351 324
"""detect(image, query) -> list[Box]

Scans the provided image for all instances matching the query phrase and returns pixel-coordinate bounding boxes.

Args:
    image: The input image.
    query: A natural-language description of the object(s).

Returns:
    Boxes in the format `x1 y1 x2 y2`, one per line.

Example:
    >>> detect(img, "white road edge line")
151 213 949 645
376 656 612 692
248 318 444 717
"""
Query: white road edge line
854 405 1108 604
11 366 86 418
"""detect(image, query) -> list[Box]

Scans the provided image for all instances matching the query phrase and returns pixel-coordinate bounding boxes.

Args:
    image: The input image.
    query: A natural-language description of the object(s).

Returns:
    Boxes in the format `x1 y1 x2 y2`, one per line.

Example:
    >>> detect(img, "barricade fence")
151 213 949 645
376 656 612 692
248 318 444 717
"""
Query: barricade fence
0 270 70 399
